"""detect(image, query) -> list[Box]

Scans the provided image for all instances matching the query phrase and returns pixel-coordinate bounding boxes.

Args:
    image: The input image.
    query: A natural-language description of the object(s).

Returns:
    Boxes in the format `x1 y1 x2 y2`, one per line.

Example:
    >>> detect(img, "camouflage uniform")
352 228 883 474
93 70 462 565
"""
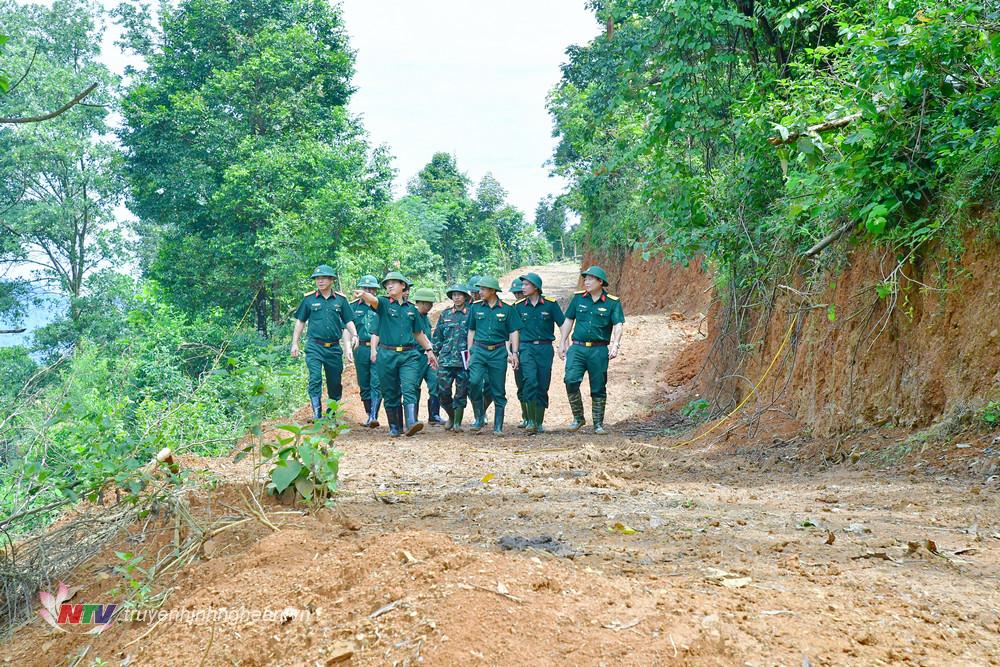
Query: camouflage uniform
433 285 472 430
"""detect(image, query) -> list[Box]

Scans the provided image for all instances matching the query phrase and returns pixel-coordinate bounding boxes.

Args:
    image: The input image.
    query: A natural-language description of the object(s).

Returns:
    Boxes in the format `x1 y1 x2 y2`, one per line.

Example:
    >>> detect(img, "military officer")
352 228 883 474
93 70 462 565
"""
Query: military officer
433 284 472 431
558 266 624 434
350 275 383 428
467 276 522 435
291 265 358 421
354 272 439 437
466 276 493 413
508 278 529 428
412 288 445 426
514 272 565 434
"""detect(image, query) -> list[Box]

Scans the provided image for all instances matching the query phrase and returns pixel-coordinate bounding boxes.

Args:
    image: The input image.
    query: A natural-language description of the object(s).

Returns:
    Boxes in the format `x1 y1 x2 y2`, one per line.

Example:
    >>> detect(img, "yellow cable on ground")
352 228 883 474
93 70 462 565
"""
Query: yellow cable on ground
668 314 797 450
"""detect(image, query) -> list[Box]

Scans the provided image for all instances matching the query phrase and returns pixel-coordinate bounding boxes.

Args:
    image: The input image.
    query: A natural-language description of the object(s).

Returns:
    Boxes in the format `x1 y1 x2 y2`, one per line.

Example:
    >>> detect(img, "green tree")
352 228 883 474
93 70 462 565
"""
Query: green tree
119 0 391 335
406 152 474 282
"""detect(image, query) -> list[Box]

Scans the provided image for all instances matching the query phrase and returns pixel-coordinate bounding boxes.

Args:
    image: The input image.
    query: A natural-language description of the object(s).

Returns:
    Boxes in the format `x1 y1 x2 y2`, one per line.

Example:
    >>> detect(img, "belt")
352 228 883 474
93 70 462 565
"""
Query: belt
474 341 505 351
311 338 340 348
520 340 552 345
572 340 609 347
379 343 416 352
358 340 371 347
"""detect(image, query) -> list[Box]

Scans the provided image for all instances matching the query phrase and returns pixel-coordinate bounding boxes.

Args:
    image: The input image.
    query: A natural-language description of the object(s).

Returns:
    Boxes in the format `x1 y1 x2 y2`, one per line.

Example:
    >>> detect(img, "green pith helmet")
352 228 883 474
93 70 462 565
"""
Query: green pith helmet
356 274 380 289
520 272 543 291
381 271 409 288
412 287 436 303
468 276 482 290
446 283 471 299
581 265 609 286
509 278 524 294
310 264 337 279
476 276 501 291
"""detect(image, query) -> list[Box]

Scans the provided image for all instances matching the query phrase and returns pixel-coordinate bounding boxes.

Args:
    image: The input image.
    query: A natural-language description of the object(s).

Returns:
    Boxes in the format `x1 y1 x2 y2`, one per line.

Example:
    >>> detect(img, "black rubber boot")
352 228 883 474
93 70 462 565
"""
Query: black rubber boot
493 406 505 435
428 397 445 425
388 407 402 437
404 404 423 437
367 398 381 429
310 396 322 421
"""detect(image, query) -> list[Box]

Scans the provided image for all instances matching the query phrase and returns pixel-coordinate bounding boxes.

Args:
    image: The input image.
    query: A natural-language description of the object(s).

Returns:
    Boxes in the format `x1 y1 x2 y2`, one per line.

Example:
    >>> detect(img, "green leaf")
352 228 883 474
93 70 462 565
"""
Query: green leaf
271 460 303 493
827 304 837 322
294 477 315 499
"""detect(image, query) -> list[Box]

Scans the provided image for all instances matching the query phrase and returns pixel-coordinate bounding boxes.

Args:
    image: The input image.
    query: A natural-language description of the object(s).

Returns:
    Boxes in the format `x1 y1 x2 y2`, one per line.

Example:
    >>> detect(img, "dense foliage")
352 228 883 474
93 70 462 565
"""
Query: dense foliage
549 0 999 294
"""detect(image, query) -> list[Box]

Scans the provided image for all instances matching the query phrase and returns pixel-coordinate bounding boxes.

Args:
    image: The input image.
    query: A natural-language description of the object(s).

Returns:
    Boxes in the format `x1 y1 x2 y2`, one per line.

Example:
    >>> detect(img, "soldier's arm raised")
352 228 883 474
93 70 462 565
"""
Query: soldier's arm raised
354 290 379 309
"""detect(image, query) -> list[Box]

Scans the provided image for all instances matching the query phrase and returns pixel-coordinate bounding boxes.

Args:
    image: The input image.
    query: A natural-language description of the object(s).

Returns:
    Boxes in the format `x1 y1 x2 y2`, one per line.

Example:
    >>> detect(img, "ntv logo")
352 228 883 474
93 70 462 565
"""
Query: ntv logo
38 582 115 634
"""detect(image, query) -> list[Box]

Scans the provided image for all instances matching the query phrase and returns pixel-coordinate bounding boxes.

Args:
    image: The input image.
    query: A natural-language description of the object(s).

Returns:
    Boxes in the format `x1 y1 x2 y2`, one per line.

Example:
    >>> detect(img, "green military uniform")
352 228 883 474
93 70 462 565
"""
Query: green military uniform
563 266 625 433
434 284 471 431
294 267 355 415
467 276 522 433
514 272 565 433
351 274 382 427
411 287 443 425
373 290 423 409
467 276 494 413
509 278 528 428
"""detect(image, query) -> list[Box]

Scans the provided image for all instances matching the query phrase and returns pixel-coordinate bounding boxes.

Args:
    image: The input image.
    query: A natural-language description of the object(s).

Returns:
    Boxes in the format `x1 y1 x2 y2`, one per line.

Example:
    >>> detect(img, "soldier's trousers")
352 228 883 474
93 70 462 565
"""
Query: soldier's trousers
306 339 344 401
519 342 555 407
375 347 421 409
414 351 438 406
564 344 609 399
468 346 508 408
353 343 380 403
437 366 469 409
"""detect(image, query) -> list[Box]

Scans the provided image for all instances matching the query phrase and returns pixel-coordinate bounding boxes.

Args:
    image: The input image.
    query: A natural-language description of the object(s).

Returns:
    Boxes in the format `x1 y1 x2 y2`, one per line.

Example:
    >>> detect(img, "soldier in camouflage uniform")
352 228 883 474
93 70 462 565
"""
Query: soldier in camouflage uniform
433 284 472 431
350 275 383 428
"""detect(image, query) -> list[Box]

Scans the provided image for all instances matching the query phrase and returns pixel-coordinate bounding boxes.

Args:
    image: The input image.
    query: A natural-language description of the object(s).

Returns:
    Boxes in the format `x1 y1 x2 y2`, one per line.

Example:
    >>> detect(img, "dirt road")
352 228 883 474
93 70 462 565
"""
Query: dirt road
8 263 999 666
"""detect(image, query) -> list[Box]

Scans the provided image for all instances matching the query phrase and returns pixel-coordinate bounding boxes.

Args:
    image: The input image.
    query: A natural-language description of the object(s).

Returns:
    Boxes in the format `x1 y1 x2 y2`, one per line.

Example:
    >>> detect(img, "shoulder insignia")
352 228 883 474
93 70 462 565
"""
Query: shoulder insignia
350 298 360 305
336 291 347 298
304 290 316 297
574 290 586 295
545 296 557 302
515 298 525 305
607 294 620 301
472 299 483 304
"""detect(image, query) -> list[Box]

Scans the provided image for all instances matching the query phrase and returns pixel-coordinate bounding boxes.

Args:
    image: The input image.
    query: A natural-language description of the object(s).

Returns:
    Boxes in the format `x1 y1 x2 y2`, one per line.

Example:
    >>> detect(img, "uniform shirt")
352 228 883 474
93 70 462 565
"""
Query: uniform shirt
467 298 522 345
433 306 470 367
374 295 422 347
350 299 379 342
564 290 625 342
514 295 566 342
295 290 354 342
417 311 433 339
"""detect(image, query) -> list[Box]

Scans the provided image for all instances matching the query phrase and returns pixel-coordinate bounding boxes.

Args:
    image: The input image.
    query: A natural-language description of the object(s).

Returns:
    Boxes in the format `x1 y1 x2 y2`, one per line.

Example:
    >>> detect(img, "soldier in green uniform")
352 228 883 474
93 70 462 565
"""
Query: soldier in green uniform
558 266 624 434
433 284 472 431
467 276 522 435
354 272 439 437
514 272 565 434
291 265 359 421
412 288 445 426
508 278 529 428
466 276 493 413
350 275 382 428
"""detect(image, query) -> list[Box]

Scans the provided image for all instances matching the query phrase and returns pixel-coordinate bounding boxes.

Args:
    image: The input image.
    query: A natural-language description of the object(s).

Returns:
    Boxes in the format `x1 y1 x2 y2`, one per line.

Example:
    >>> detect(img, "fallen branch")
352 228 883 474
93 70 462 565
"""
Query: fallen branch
769 111 863 145
804 219 860 258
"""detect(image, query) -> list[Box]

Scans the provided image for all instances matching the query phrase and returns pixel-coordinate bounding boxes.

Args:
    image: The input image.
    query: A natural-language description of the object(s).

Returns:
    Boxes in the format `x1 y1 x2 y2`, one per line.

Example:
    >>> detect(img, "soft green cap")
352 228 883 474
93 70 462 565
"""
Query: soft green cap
519 272 542 291
356 274 380 289
310 264 337 279
412 287 436 303
476 276 501 291
581 265 609 286
381 271 409 288
446 284 471 299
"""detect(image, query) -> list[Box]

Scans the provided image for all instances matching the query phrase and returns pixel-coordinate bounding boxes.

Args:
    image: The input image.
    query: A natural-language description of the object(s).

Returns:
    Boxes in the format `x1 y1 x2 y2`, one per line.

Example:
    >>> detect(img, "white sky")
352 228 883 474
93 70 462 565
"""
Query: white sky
80 0 599 216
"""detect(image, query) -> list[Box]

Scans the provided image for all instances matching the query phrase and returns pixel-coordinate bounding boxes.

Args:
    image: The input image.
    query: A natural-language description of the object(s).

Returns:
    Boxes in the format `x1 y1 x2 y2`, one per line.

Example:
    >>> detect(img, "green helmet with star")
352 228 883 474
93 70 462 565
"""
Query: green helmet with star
580 265 609 286
310 264 337 279
356 274 380 289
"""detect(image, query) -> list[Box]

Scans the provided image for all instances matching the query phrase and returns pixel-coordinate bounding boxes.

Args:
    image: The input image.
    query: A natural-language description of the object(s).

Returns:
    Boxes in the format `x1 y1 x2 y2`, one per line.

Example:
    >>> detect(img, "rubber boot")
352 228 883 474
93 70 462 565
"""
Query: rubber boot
414 400 420 423
388 406 402 437
535 403 546 434
442 402 455 431
484 389 493 414
593 396 608 435
470 400 486 433
428 397 445 425
452 406 465 432
362 398 372 426
493 405 505 435
517 401 529 429
404 404 423 437
310 396 322 422
367 398 381 429
566 387 586 432
525 401 537 435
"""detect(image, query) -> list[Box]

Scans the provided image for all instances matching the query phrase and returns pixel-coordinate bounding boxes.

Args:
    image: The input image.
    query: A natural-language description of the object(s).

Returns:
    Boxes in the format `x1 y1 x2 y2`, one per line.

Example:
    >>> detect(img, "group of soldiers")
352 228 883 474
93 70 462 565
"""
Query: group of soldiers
290 264 625 437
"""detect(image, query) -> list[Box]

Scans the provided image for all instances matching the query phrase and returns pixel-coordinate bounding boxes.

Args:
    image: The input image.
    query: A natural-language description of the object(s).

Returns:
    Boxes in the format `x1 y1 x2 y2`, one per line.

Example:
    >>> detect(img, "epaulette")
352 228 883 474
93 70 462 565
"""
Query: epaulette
473 299 483 304
336 291 347 298
544 296 557 302
304 290 316 297
574 290 586 295
350 298 360 305
607 294 620 301
515 298 525 305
